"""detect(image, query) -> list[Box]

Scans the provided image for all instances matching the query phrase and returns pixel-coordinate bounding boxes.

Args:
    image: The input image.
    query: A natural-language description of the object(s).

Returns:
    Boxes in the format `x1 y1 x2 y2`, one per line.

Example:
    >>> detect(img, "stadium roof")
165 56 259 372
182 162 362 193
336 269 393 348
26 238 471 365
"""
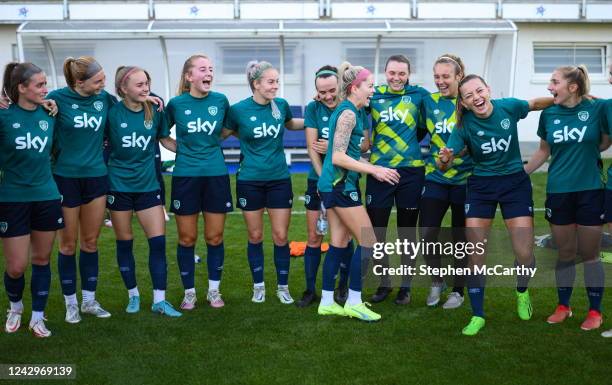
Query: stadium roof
17 19 517 39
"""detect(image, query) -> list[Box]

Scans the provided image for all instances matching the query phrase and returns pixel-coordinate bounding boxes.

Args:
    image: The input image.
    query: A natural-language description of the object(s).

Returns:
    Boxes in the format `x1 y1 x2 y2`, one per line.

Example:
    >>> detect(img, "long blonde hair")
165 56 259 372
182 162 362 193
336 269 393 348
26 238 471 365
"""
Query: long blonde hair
115 65 153 123
177 54 210 95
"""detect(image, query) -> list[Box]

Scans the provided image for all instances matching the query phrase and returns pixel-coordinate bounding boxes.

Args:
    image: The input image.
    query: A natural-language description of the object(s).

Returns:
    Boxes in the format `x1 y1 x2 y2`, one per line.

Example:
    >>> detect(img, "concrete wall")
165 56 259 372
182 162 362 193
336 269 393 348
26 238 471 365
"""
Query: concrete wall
514 22 612 143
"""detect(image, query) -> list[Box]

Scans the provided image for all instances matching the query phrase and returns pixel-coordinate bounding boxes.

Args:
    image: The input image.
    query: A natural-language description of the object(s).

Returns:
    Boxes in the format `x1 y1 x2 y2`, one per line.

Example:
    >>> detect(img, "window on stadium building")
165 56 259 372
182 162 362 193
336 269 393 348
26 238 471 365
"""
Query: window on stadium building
533 45 606 75
345 46 420 75
219 44 296 75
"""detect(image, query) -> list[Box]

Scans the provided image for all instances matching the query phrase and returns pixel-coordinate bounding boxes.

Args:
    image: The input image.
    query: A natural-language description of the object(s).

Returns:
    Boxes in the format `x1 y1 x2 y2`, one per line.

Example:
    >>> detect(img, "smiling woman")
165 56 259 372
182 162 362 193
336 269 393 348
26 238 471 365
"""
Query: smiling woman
166 54 234 310
439 73 554 336
226 60 304 305
0 62 61 338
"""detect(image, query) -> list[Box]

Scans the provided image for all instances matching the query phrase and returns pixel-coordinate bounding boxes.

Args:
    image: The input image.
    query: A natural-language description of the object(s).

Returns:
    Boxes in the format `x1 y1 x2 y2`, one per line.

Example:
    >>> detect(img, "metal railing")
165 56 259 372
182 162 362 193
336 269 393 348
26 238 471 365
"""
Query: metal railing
0 0 598 21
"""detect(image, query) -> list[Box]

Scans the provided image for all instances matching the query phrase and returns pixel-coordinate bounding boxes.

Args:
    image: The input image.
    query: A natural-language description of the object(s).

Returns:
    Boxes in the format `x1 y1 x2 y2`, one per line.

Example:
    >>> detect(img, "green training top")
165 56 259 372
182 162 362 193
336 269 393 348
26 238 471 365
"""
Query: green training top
106 102 169 193
318 99 365 194
166 91 229 177
226 97 292 181
0 104 59 202
423 92 472 185
47 87 117 177
369 84 429 168
538 98 607 193
304 100 333 181
446 98 529 177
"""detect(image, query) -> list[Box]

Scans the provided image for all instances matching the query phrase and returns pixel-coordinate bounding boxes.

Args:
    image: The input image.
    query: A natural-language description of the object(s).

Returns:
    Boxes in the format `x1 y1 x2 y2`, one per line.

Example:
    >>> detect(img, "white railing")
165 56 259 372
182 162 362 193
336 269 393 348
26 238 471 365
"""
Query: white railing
0 1 599 21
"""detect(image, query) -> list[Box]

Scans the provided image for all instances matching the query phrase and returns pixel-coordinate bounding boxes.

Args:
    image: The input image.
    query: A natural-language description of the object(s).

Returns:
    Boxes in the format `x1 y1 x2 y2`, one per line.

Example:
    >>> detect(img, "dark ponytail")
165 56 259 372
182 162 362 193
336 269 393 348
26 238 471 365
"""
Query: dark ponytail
2 62 43 104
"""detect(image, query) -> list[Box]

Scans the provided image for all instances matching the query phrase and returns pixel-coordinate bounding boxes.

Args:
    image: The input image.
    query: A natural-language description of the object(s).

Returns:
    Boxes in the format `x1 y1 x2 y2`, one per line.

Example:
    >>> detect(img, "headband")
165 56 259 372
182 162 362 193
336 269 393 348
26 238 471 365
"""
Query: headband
437 56 461 68
350 69 371 88
119 66 140 87
83 61 103 80
315 70 338 78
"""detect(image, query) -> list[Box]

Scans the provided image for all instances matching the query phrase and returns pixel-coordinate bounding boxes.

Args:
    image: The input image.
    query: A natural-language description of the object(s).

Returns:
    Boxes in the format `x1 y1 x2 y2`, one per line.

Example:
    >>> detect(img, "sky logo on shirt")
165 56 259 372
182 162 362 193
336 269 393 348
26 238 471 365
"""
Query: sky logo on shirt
15 133 48 153
74 113 103 131
434 119 455 134
253 123 280 138
187 118 217 135
321 127 329 139
481 135 512 154
122 133 151 150
552 126 587 143
379 107 409 123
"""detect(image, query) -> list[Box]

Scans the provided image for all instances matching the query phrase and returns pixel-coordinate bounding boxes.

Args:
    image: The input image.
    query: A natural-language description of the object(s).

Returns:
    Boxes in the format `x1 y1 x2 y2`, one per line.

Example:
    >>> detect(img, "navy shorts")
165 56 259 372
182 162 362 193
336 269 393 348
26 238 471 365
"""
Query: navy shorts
236 178 293 211
171 175 233 215
545 190 605 226
366 166 424 209
0 200 64 238
421 180 467 205
107 190 162 212
320 183 362 209
54 175 109 208
304 179 322 211
465 171 533 219
606 189 612 223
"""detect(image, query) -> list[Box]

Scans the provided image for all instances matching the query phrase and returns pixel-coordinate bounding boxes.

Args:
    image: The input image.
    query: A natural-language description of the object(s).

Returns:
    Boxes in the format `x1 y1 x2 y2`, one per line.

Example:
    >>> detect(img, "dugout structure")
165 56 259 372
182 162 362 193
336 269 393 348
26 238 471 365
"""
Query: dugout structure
16 19 518 161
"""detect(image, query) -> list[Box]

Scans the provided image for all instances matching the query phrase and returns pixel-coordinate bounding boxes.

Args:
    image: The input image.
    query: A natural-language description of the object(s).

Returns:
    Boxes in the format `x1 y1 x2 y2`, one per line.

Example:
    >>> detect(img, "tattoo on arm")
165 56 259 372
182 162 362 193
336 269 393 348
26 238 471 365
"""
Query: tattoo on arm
333 110 356 155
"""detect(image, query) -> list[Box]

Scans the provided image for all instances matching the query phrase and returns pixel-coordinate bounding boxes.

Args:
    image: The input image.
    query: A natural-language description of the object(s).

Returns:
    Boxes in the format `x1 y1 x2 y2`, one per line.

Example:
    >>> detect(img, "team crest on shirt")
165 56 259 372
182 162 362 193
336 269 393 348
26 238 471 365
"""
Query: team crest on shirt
71 104 79 109
546 208 552 218
433 109 440 115
402 96 412 104
305 195 311 204
554 119 561 125
349 192 359 202
272 109 281 121
184 109 192 115
107 195 115 205
322 116 329 122
239 198 247 207
173 200 181 210
121 123 128 128
500 118 511 130
0 222 7 233
578 111 589 122
144 120 153 130
477 130 484 136
208 106 218 116
39 120 49 131
250 116 257 122
464 204 470 214
93 101 104 112
12 123 20 129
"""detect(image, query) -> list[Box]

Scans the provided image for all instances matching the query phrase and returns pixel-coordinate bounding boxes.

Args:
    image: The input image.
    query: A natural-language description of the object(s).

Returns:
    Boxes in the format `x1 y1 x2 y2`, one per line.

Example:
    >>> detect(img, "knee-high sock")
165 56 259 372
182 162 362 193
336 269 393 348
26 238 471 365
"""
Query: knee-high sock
58 252 77 296
555 260 576 307
4 272 25 303
31 264 51 312
79 250 99 292
337 240 354 289
207 242 225 282
149 236 167 291
467 273 486 317
322 245 344 291
274 244 290 286
116 239 137 290
304 245 321 292
177 244 195 290
584 260 605 312
248 241 264 284
516 258 535 293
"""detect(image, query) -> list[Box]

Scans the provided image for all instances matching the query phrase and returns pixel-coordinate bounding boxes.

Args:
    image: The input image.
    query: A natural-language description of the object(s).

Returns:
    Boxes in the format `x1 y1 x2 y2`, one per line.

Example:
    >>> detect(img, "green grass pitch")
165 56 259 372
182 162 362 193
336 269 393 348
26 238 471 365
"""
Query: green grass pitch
0 172 611 385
